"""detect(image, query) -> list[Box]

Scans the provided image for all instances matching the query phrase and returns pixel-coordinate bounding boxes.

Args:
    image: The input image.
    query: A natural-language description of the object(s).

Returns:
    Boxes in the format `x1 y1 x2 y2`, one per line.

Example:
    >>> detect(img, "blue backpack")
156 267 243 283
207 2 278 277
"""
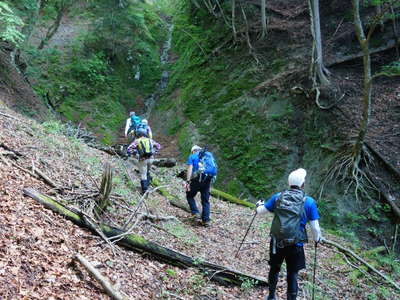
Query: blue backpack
129 115 141 132
198 150 217 178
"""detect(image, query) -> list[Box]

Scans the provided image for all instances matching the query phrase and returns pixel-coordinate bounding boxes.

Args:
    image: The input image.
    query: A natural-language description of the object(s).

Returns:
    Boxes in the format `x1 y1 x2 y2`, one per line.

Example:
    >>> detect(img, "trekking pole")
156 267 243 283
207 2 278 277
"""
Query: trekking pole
234 211 257 258
312 242 318 300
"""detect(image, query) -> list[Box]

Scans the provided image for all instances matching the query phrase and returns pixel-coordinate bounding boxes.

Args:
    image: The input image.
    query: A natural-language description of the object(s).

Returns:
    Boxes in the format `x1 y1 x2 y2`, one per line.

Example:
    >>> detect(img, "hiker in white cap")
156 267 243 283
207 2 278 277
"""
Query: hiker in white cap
256 168 323 300
184 145 217 227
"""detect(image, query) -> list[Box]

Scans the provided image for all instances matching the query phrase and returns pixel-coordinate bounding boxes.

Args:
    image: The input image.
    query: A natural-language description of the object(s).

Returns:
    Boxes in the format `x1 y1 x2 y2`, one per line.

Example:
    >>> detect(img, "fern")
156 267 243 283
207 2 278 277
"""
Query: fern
0 1 24 45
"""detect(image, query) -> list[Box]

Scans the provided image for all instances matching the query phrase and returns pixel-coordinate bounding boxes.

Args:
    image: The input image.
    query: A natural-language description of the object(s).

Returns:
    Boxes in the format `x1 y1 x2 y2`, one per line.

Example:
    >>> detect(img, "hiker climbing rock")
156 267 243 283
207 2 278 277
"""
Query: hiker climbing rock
185 145 217 227
256 168 322 300
135 119 153 139
127 128 161 194
124 111 141 143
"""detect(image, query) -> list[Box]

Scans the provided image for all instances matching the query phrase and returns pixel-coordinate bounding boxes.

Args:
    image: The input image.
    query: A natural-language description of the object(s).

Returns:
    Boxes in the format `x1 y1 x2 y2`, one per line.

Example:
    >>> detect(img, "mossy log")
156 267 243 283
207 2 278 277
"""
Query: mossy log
211 188 256 209
151 178 191 213
23 188 267 287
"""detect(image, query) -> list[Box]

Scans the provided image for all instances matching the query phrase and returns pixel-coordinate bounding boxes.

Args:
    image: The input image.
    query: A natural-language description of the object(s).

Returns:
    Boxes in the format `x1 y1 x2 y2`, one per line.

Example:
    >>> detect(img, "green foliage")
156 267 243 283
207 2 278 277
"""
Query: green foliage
69 53 108 87
23 0 167 145
240 277 257 292
192 257 205 265
163 222 199 244
0 2 24 45
378 60 400 77
188 273 206 289
41 119 65 134
165 268 177 278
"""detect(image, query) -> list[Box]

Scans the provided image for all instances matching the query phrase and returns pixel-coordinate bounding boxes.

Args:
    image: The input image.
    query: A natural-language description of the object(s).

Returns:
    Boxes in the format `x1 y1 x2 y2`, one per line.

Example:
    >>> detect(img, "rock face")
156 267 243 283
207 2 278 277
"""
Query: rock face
0 43 48 120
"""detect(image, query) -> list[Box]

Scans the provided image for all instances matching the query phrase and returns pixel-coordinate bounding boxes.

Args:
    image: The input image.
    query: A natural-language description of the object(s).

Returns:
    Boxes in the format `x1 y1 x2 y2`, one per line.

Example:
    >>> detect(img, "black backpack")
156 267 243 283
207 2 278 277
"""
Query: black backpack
270 189 307 247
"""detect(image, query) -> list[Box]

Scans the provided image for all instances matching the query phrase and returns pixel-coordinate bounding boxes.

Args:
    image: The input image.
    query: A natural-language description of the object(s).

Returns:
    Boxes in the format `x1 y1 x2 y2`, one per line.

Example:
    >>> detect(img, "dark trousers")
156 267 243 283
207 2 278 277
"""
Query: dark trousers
186 176 211 222
268 239 306 298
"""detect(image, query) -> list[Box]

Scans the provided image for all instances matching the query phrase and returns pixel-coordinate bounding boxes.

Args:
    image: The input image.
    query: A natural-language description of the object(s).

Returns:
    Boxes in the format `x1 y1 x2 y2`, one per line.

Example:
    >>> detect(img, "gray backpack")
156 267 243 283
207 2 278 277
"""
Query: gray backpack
270 189 307 247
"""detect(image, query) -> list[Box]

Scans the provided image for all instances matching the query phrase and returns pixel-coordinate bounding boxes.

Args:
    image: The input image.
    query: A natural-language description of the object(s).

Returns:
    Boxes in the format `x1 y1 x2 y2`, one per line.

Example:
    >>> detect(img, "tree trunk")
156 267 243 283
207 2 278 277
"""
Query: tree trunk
260 0 267 39
211 188 255 209
351 0 373 161
231 0 237 41
390 4 399 58
38 2 66 50
309 0 330 87
23 188 268 287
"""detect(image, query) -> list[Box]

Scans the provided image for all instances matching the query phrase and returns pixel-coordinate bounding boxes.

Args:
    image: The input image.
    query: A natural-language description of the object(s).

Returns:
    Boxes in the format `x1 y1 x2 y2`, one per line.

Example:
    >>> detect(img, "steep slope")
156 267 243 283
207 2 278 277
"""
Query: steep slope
0 43 47 119
0 102 399 299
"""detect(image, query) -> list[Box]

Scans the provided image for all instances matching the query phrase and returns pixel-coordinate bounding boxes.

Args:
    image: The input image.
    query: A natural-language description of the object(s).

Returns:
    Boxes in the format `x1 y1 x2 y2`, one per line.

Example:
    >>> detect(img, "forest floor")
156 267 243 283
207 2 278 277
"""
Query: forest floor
0 104 399 299
0 2 399 299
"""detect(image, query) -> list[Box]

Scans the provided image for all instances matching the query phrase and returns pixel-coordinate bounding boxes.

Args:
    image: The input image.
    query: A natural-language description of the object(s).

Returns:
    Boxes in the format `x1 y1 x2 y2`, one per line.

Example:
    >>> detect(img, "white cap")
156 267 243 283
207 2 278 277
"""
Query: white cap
191 145 201 153
142 119 148 125
288 168 307 187
129 111 135 116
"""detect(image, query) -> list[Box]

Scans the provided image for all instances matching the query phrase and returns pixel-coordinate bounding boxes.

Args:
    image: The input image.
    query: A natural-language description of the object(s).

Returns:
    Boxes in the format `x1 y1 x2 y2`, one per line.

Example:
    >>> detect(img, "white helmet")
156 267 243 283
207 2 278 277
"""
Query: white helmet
142 119 148 125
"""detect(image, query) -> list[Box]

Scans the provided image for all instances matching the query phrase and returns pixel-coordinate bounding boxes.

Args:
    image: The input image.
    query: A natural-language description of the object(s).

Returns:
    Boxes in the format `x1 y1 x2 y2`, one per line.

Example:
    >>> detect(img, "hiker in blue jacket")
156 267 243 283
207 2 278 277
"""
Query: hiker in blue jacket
124 112 141 143
184 145 216 227
256 168 323 300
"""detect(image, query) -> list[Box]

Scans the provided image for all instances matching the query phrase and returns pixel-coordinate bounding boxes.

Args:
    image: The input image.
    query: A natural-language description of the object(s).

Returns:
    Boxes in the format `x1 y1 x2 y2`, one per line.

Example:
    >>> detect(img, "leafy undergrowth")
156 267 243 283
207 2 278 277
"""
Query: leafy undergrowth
0 105 399 299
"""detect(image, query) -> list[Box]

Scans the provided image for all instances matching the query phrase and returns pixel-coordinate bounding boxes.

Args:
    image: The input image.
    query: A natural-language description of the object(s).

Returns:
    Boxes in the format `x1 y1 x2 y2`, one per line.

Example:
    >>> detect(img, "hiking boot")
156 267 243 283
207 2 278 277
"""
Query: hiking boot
190 212 201 219
201 220 210 227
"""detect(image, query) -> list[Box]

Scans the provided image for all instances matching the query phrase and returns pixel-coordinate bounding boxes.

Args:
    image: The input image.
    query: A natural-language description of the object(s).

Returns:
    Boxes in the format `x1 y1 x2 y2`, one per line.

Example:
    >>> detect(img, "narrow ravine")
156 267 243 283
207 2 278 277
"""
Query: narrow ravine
144 21 174 117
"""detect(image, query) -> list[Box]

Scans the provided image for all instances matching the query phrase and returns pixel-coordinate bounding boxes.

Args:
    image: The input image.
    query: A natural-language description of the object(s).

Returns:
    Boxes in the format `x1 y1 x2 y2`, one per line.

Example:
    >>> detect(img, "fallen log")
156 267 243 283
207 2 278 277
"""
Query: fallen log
322 238 400 291
365 142 400 181
211 188 256 209
75 253 127 300
151 178 191 213
365 169 400 222
23 188 267 287
327 39 397 67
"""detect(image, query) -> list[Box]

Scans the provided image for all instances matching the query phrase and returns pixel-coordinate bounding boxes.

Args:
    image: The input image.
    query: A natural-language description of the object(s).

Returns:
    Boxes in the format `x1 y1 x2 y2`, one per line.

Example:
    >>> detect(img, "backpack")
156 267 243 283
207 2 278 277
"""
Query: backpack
129 115 141 132
270 189 307 247
198 150 217 179
136 123 148 133
137 137 153 158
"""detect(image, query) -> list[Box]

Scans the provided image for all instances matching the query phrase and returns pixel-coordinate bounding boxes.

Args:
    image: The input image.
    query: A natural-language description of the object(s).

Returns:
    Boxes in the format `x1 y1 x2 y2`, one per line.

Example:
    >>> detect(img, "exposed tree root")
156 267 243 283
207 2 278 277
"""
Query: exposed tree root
322 238 400 291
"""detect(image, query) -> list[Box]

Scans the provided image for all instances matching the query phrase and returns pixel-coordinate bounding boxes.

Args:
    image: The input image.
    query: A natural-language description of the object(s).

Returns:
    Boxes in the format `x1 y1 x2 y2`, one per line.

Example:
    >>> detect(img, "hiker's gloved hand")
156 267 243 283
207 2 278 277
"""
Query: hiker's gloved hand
256 200 264 207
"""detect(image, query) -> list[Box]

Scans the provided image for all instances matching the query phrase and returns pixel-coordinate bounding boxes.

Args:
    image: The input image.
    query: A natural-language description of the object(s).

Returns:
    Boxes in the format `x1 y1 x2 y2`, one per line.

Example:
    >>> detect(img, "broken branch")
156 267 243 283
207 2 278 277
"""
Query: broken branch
75 253 126 300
